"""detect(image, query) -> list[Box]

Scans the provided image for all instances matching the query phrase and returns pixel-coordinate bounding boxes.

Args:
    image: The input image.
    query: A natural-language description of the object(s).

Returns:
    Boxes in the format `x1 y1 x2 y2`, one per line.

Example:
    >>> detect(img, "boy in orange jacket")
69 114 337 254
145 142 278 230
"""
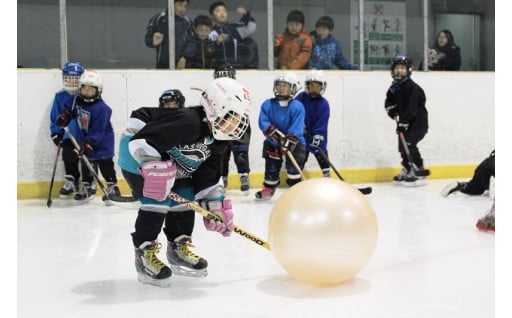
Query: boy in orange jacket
274 10 312 69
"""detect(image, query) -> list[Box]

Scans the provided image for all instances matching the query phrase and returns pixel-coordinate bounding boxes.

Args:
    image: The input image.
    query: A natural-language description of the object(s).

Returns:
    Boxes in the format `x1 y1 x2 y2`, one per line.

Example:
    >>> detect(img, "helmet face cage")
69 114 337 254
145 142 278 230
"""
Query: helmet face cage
79 70 103 102
305 70 327 95
213 65 236 79
159 89 185 108
391 55 413 81
62 62 84 94
273 72 301 99
199 77 252 141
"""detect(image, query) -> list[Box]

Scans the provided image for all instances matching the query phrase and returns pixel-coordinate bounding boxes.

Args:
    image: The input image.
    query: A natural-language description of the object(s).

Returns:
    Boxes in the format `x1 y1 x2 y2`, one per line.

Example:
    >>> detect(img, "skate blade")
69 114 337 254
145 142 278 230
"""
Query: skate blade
137 273 171 287
169 265 208 278
395 179 427 187
254 196 273 201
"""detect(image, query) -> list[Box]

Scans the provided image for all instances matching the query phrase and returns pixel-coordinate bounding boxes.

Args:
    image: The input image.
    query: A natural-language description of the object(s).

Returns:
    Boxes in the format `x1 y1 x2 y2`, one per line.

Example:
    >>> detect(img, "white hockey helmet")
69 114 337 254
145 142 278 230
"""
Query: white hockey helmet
79 70 103 102
273 72 301 99
305 70 327 95
199 77 251 141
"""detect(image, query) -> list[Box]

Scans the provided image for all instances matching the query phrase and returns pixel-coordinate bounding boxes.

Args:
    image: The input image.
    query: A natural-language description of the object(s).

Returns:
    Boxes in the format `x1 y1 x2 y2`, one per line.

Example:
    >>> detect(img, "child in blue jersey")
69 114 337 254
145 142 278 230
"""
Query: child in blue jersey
255 72 307 200
295 70 331 177
49 61 85 198
55 70 120 202
307 16 357 70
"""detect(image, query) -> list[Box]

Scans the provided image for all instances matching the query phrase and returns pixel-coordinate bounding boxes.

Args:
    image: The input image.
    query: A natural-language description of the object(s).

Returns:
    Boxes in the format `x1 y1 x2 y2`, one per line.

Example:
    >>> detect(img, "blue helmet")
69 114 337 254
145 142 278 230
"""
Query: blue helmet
62 62 84 93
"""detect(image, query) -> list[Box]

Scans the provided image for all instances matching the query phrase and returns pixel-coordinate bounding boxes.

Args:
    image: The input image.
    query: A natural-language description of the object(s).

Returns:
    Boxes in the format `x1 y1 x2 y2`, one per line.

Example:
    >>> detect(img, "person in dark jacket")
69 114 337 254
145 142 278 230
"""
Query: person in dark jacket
441 150 495 197
384 56 429 186
144 0 193 69
123 78 251 288
425 29 461 70
181 14 216 69
208 2 257 69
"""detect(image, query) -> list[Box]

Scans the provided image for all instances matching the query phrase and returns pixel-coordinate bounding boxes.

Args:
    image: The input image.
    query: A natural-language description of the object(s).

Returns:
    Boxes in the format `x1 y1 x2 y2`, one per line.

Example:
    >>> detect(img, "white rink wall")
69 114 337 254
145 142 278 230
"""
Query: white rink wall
17 69 495 183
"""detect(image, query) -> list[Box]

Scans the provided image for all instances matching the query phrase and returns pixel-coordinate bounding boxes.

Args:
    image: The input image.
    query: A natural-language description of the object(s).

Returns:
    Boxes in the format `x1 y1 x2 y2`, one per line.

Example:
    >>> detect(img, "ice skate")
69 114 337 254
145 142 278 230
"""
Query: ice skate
255 186 275 201
74 182 96 202
476 201 495 232
440 181 466 197
167 235 208 277
393 169 426 187
135 240 172 287
322 169 331 178
240 173 250 195
59 175 78 199
102 182 121 201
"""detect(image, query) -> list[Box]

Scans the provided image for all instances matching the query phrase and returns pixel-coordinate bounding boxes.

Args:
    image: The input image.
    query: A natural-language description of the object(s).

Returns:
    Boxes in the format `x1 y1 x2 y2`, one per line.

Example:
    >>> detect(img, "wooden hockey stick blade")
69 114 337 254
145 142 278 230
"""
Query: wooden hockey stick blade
168 192 271 251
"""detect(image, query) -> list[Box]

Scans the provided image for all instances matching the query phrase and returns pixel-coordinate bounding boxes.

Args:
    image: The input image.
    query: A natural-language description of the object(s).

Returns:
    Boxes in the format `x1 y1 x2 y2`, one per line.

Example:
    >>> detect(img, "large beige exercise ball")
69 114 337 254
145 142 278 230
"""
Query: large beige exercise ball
268 178 378 286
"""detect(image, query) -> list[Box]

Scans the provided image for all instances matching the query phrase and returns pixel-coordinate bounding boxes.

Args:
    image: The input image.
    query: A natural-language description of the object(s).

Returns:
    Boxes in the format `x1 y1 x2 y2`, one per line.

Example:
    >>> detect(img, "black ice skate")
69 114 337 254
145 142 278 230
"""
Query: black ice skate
135 240 172 287
59 175 78 199
167 235 208 277
74 182 96 202
240 173 250 195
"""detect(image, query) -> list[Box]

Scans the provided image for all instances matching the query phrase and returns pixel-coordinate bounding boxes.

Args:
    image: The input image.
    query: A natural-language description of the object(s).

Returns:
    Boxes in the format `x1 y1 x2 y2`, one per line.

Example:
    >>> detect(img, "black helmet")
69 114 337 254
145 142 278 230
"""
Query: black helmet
390 55 413 81
213 64 236 79
159 89 185 108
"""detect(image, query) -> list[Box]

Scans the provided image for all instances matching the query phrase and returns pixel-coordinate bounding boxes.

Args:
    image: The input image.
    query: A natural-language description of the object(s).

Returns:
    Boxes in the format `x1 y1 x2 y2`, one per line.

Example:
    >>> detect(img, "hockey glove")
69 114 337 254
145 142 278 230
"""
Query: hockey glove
310 134 323 149
396 122 409 134
199 196 234 237
51 133 63 146
263 125 283 143
140 160 176 201
56 110 73 128
280 134 299 154
78 141 94 156
385 104 398 119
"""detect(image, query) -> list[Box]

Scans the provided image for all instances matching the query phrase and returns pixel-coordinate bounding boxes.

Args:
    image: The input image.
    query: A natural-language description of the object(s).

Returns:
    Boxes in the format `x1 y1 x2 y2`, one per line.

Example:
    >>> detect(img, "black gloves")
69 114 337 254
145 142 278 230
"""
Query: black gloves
51 133 63 146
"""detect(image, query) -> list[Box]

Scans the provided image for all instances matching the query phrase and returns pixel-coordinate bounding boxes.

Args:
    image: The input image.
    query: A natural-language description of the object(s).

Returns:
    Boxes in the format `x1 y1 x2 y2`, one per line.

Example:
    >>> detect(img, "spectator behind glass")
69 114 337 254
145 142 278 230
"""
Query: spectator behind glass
274 9 313 70
144 0 193 69
208 1 257 69
181 15 216 69
308 16 358 70
425 29 461 70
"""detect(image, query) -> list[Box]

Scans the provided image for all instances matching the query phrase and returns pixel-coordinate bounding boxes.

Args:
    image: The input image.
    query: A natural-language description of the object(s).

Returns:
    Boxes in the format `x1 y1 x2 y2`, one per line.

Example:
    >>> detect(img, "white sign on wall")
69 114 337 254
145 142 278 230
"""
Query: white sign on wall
351 0 406 70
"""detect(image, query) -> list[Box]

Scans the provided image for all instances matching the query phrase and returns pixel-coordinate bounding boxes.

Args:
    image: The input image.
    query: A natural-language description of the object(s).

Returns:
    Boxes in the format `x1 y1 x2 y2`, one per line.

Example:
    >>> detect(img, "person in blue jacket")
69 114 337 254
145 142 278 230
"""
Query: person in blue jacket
55 70 119 202
307 16 358 70
49 61 85 198
255 72 307 200
295 70 331 177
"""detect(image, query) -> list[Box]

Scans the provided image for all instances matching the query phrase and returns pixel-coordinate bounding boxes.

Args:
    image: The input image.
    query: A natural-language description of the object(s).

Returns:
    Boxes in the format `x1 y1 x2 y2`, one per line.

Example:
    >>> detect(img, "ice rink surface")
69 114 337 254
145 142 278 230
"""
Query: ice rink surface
17 179 496 318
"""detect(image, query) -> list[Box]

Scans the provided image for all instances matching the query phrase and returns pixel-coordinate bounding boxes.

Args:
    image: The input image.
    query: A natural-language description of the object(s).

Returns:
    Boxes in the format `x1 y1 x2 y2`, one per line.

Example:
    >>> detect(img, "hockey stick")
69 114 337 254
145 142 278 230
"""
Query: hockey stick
63 126 113 206
285 150 306 180
304 132 372 194
168 192 271 251
107 194 139 203
314 147 372 195
47 143 62 208
395 117 430 178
